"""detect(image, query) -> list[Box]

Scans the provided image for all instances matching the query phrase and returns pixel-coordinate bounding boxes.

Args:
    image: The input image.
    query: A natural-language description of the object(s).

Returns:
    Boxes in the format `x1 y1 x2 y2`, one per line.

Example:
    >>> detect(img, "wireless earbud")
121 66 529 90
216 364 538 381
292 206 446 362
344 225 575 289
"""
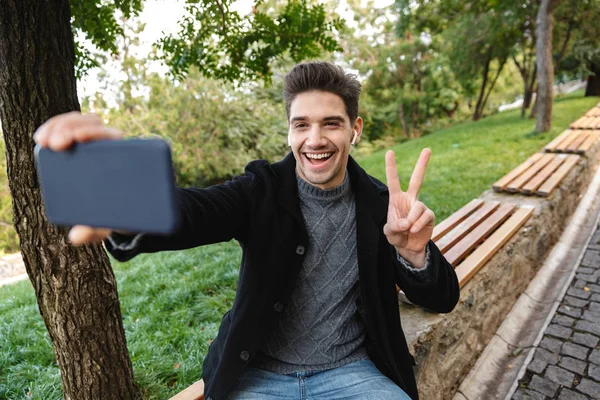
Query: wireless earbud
351 131 358 145
288 135 291 147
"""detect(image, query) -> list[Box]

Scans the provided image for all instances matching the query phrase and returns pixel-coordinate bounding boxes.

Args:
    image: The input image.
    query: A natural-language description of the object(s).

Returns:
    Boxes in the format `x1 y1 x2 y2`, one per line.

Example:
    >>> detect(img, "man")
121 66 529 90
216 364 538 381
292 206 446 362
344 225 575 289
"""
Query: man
34 61 460 399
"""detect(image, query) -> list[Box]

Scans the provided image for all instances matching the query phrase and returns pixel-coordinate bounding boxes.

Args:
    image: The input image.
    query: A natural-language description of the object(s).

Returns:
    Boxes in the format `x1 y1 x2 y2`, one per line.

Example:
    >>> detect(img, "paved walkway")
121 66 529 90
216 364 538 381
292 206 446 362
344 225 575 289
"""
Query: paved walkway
511 223 600 400
0 252 25 286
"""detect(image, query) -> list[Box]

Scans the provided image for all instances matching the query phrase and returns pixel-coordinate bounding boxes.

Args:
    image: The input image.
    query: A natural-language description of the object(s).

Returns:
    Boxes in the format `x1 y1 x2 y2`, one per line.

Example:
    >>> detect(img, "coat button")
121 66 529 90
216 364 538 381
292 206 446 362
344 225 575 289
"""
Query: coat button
296 245 305 255
240 350 250 361
274 302 284 312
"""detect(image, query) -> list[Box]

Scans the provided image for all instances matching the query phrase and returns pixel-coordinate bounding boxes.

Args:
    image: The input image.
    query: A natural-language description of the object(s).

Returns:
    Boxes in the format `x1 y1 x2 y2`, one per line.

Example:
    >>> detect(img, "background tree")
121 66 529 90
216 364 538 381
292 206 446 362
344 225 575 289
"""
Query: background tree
535 0 559 132
553 0 600 97
0 0 340 398
395 0 513 121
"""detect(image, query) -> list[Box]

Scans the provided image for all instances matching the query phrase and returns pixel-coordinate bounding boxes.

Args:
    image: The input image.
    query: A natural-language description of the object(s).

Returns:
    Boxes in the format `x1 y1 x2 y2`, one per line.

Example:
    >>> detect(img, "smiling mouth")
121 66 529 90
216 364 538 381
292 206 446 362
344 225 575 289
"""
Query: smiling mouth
304 152 334 166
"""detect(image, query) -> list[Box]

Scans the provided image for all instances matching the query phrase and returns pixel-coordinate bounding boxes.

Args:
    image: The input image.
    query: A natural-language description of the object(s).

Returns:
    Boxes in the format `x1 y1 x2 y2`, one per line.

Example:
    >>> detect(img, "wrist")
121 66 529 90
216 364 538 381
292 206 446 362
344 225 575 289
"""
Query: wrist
395 246 427 269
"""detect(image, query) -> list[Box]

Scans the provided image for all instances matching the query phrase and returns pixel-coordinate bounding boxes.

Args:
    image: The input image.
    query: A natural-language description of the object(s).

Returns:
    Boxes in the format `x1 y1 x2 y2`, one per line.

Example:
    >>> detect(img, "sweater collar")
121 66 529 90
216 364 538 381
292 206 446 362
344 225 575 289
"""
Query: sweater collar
271 152 387 224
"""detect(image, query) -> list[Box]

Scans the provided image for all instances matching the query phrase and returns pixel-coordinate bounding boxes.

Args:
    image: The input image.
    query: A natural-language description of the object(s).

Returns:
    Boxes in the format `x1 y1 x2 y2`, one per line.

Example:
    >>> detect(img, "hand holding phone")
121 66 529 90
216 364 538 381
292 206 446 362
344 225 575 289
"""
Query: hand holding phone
33 112 178 245
34 112 123 245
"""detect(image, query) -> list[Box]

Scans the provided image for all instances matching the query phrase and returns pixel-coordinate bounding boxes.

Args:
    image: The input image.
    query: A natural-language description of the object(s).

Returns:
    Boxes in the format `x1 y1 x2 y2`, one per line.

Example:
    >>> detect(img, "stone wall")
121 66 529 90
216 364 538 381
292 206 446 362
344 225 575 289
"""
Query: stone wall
401 140 600 400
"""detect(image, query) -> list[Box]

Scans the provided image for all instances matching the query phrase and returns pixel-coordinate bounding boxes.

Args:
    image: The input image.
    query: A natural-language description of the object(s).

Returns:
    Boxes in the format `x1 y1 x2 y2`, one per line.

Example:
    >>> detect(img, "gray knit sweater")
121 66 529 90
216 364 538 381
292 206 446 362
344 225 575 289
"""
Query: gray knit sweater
250 172 369 373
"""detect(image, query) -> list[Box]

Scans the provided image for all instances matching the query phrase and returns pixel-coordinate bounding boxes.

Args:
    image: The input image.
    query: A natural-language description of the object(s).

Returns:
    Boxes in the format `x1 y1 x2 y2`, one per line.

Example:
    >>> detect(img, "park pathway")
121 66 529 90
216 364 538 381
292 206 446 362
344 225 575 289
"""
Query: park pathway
0 252 25 286
511 223 600 400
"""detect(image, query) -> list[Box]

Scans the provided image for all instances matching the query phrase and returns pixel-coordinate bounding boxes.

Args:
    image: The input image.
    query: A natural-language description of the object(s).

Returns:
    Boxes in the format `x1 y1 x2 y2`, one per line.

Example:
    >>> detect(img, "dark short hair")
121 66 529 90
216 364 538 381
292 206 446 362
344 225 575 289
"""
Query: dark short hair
283 61 361 123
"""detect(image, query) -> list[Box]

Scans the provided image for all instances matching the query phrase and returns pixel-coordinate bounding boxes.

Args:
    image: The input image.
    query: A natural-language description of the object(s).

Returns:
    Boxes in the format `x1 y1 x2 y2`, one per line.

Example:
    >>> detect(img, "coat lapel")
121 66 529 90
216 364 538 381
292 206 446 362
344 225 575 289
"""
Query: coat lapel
271 152 307 231
347 155 388 269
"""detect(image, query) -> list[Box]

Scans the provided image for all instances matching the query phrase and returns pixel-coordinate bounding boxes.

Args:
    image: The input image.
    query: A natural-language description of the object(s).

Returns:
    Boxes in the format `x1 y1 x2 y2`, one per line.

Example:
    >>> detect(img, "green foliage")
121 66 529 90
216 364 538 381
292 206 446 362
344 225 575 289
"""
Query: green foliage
554 0 600 76
156 0 342 83
85 64 289 187
70 0 342 83
70 0 143 78
1 91 596 398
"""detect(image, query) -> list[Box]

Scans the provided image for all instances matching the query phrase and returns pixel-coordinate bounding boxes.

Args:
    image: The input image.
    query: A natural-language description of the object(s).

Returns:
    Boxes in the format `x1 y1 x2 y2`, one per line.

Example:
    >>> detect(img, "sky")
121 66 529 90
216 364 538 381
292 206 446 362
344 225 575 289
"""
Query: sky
76 0 395 104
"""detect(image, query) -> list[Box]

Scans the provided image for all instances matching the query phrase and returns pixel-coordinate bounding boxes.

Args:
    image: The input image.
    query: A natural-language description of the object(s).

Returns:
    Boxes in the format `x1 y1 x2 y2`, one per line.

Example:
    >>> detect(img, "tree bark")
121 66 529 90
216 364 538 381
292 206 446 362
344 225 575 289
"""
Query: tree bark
0 1 140 399
585 63 600 96
535 0 558 132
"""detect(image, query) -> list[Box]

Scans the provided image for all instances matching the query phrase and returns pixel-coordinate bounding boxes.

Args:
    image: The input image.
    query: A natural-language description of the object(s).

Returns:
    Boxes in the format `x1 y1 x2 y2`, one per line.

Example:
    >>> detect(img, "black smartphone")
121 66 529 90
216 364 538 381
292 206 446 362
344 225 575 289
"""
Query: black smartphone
34 138 180 235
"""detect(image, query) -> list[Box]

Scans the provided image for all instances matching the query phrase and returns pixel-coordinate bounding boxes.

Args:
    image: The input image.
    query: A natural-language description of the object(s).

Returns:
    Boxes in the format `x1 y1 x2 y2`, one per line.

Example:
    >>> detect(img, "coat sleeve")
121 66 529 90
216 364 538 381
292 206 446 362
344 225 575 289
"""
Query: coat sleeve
104 170 257 262
394 239 460 313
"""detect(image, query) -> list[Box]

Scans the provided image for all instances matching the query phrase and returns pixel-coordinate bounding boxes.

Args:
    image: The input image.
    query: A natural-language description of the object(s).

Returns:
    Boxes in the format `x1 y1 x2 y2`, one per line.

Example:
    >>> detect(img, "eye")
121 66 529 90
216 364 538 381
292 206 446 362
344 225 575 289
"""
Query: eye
325 121 340 127
294 123 308 129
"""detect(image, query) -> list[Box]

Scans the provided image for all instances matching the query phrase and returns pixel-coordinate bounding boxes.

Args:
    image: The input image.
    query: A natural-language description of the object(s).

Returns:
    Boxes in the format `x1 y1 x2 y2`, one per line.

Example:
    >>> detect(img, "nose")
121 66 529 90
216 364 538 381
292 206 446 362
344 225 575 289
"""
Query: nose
305 125 328 148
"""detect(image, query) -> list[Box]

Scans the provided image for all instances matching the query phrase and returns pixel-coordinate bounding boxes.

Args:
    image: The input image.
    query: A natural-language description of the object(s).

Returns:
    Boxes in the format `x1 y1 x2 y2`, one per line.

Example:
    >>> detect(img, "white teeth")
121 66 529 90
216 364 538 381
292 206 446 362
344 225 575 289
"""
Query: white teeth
306 153 332 160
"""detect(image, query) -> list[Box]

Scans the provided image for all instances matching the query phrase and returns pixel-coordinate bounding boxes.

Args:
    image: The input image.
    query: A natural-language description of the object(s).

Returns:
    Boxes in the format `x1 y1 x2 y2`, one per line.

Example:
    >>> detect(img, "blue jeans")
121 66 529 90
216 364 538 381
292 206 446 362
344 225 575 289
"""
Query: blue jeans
225 359 412 399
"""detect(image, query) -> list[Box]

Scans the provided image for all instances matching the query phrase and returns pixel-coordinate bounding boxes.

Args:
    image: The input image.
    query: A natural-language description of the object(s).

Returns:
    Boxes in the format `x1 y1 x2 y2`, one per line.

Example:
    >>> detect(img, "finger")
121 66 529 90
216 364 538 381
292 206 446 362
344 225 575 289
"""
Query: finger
406 148 431 201
383 218 411 237
409 209 435 234
68 225 111 245
35 112 98 146
48 125 121 151
385 150 403 196
406 201 426 225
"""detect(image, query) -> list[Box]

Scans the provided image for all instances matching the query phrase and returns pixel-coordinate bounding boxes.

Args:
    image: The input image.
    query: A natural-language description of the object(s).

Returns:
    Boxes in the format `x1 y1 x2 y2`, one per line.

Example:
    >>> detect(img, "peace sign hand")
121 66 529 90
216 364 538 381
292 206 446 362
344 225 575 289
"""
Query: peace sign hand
383 148 435 269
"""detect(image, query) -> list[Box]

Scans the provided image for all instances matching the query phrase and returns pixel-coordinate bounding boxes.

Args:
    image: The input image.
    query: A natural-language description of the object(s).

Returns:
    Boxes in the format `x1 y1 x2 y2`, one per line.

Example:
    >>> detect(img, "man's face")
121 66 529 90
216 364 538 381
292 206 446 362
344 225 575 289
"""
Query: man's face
288 91 362 190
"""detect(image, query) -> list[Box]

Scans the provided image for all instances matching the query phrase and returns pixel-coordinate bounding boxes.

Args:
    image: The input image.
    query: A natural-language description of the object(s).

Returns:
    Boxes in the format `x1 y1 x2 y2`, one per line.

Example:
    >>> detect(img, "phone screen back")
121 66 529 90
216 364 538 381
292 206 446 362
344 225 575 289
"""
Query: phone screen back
35 139 179 234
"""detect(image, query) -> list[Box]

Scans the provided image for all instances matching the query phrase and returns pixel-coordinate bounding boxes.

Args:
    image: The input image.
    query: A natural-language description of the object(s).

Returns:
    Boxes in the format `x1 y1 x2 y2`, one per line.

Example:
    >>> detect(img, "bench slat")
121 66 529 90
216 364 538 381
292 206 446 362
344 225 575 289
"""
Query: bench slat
566 132 589 153
435 202 500 254
432 199 484 242
521 154 566 194
505 153 554 193
578 130 599 154
492 153 543 192
169 379 205 400
443 203 515 266
557 131 582 152
454 206 534 287
535 154 580 196
544 130 572 152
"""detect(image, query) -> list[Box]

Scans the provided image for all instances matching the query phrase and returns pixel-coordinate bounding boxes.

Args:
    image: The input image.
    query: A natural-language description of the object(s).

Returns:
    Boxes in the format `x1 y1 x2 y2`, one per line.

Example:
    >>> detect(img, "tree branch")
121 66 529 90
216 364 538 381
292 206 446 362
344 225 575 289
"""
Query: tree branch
214 0 227 34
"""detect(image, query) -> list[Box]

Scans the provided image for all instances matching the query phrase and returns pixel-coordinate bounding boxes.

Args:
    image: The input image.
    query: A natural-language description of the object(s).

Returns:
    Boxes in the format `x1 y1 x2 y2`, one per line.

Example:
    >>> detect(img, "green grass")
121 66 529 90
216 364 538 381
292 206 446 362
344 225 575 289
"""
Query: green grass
0 91 598 399
0 243 242 400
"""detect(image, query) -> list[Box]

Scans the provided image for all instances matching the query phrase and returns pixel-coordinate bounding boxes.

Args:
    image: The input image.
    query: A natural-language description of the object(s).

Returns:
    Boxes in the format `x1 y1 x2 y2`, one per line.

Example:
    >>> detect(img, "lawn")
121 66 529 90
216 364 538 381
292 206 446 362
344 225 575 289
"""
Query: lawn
0 92 598 399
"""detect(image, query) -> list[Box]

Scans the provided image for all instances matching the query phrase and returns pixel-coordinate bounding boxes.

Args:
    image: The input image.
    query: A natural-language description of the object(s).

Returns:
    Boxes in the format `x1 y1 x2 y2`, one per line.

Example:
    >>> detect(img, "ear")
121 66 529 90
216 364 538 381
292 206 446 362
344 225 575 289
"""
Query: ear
351 117 363 145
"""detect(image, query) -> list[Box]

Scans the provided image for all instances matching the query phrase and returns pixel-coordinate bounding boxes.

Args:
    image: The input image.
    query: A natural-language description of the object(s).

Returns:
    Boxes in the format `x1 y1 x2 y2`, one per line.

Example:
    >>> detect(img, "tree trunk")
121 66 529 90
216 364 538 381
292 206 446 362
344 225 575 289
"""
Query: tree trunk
535 0 557 132
0 1 140 399
585 63 600 96
473 53 492 121
522 85 533 118
399 103 410 138
529 85 538 119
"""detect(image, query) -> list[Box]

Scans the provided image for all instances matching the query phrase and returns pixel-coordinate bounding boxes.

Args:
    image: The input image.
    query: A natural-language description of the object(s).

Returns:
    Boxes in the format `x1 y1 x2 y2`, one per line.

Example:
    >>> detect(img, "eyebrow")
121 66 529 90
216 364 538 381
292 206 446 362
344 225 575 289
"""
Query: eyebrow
290 115 346 124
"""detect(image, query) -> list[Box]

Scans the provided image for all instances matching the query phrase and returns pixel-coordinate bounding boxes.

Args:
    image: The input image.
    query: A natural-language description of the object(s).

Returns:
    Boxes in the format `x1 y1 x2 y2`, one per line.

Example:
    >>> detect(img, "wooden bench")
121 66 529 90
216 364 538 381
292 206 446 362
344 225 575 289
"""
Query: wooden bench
492 153 580 196
398 199 533 298
169 379 204 400
544 129 599 154
571 115 600 129
584 107 600 117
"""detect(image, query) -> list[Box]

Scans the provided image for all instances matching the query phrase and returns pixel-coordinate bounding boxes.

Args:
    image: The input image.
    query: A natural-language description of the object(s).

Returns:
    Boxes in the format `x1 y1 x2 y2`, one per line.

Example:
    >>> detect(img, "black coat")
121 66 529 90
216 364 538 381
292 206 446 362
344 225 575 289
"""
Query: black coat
106 152 460 400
